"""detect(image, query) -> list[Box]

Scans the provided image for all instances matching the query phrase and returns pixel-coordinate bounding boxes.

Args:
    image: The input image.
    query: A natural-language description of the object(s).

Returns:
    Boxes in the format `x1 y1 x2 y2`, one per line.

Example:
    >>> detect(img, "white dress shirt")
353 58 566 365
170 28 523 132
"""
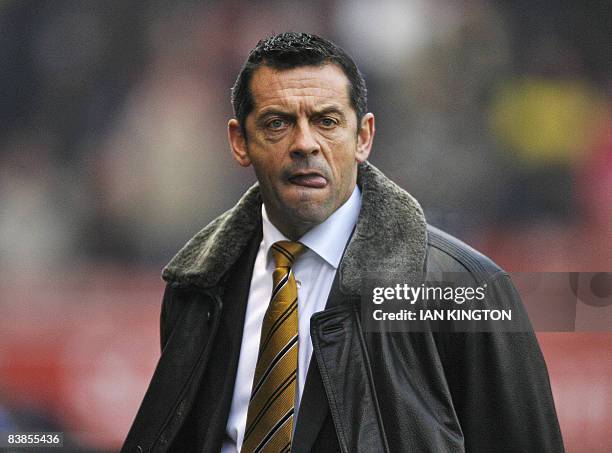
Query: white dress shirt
221 186 362 453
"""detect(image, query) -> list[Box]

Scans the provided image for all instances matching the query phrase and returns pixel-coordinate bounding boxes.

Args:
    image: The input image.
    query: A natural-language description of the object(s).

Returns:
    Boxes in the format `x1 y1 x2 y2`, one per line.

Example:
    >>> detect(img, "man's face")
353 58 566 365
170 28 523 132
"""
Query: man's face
228 64 374 239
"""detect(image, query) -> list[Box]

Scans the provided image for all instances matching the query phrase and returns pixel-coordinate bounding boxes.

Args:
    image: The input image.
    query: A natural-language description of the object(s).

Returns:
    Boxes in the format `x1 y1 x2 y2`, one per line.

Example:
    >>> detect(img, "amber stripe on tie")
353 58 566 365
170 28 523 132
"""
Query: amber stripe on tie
242 241 306 453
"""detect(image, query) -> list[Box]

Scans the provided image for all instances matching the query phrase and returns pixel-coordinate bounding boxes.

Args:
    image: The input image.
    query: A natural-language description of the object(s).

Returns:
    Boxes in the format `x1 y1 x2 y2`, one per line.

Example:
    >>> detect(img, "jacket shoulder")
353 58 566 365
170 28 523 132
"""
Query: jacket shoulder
426 224 504 277
161 183 262 288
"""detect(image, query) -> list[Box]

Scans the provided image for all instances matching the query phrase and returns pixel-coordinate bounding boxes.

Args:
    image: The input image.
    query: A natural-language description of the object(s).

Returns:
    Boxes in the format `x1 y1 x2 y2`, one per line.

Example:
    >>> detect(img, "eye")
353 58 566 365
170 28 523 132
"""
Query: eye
266 118 287 130
318 117 337 128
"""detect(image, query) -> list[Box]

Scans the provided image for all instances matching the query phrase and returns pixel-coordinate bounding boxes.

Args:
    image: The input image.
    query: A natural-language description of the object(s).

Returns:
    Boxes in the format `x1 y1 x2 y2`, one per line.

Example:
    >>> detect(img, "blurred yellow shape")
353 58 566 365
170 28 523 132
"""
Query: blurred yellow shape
490 78 605 165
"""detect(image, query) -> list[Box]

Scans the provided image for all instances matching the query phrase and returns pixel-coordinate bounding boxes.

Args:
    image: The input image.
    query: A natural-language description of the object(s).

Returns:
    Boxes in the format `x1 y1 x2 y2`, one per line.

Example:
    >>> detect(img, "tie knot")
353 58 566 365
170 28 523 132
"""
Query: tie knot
271 241 306 268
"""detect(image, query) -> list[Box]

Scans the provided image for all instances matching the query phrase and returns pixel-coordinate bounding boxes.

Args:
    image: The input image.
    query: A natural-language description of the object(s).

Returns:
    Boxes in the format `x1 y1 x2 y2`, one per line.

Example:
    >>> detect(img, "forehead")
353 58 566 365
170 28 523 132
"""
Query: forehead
249 64 352 115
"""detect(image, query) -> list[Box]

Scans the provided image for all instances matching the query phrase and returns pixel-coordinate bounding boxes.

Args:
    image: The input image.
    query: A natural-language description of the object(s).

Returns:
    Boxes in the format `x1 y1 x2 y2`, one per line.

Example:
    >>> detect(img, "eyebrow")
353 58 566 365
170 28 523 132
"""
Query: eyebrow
312 106 346 119
257 109 294 120
256 105 347 122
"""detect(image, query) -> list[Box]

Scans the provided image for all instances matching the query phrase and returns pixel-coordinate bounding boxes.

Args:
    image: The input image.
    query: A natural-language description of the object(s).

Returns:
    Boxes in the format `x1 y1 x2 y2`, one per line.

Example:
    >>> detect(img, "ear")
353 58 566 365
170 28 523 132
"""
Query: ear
228 119 251 167
356 113 375 163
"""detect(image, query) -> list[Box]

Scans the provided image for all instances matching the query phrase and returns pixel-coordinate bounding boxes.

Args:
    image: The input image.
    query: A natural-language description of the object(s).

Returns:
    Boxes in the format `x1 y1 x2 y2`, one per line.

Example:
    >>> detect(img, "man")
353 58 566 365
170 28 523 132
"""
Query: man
122 32 564 453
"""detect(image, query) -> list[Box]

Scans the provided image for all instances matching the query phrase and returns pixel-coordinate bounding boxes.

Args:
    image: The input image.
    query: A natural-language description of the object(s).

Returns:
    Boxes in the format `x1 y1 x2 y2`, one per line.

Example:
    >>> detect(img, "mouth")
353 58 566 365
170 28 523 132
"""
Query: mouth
288 170 328 189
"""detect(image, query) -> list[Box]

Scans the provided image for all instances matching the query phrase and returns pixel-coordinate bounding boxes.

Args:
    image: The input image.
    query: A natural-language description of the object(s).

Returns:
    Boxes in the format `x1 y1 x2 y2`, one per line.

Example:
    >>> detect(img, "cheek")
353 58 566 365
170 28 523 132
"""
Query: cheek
328 145 358 175
249 141 287 171
250 156 284 189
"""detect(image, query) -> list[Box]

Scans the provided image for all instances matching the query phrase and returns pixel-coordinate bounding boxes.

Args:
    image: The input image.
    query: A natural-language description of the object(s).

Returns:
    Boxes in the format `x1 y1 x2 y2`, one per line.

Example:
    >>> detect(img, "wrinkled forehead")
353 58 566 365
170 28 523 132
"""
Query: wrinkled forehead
249 64 352 115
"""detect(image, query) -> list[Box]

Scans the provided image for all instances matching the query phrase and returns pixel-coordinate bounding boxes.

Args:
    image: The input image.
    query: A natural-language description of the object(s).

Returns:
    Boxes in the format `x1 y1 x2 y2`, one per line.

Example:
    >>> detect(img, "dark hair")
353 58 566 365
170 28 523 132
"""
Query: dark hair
231 32 367 136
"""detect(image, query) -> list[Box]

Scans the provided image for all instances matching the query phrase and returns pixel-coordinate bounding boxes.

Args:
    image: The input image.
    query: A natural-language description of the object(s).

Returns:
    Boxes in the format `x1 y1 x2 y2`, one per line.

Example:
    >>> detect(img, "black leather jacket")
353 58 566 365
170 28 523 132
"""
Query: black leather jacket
122 163 564 453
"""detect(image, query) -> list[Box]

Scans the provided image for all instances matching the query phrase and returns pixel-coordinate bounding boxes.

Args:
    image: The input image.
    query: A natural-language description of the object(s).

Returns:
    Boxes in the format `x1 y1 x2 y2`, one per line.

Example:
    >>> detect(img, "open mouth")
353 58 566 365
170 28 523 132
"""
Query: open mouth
288 171 328 189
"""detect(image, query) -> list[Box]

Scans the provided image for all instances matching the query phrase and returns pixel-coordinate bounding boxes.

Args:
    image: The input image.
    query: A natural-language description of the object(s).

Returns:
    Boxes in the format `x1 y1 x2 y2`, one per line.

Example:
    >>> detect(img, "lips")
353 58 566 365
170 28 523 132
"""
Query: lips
288 171 328 188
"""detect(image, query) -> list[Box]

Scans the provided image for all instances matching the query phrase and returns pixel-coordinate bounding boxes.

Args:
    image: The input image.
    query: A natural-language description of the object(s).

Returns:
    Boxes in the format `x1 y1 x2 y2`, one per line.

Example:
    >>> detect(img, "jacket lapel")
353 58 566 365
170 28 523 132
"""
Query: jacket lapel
197 225 262 452
292 355 332 453
292 269 345 453
309 301 390 453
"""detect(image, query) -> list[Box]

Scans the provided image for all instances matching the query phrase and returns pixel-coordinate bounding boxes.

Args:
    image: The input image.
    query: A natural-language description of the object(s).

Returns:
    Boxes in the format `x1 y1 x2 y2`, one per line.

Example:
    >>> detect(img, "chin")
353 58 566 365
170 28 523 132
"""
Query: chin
288 203 333 227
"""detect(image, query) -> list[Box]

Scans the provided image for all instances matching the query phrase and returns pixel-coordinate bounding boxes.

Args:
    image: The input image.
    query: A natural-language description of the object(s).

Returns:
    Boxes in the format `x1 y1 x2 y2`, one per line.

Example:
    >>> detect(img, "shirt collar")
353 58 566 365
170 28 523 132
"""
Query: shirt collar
261 186 362 269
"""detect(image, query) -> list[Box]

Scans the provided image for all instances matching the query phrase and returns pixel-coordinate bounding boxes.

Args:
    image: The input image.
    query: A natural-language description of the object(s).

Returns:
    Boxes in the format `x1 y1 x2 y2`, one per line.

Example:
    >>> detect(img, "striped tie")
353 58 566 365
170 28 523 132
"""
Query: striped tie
241 241 306 453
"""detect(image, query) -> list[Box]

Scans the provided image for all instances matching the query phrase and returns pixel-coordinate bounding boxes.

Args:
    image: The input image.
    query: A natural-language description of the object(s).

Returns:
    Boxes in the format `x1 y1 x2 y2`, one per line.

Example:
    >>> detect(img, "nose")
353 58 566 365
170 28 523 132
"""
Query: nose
289 120 320 159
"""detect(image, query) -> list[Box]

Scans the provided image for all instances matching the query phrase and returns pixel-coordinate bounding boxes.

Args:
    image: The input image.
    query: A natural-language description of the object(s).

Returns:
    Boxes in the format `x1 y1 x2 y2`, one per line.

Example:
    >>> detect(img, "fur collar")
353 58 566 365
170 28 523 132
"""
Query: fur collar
162 161 427 296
